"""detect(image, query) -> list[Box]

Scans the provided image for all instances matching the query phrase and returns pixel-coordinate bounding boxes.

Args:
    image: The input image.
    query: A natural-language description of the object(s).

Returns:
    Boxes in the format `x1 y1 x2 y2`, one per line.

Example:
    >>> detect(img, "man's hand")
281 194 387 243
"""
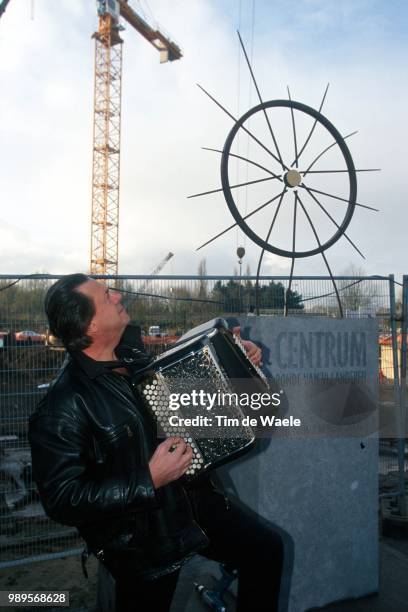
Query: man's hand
149 437 193 489
232 326 262 366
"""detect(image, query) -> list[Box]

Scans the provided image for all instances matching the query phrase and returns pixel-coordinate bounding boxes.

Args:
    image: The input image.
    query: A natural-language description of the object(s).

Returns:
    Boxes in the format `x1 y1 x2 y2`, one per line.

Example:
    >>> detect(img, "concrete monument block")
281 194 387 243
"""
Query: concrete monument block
218 316 379 612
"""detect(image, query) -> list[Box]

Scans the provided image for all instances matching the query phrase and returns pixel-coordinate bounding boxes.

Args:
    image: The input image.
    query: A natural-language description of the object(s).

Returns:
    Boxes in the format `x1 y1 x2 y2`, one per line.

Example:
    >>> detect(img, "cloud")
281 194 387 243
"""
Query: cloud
0 0 406 280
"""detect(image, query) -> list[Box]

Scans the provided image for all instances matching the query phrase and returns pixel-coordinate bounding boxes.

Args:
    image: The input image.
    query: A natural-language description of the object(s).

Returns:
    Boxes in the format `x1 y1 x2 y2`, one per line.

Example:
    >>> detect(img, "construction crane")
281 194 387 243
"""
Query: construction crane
90 0 182 275
0 0 12 20
139 251 174 293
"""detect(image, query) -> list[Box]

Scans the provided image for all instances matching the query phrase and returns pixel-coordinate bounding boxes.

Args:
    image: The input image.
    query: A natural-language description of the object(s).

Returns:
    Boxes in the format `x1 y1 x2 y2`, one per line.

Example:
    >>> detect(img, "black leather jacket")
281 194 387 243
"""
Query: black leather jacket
28 326 213 579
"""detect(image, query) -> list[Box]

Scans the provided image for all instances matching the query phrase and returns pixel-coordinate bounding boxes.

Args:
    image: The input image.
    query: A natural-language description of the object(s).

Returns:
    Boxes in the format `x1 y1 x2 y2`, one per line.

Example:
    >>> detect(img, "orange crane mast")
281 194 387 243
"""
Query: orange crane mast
90 0 182 275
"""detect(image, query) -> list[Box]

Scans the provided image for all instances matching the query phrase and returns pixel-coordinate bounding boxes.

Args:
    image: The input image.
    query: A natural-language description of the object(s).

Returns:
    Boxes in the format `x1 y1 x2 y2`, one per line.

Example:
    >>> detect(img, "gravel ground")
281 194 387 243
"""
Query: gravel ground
0 554 98 611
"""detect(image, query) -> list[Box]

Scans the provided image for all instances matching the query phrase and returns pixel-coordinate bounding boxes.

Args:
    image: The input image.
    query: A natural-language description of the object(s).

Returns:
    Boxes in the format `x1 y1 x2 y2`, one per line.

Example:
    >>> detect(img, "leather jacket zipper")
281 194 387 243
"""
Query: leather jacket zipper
224 494 231 510
124 424 133 438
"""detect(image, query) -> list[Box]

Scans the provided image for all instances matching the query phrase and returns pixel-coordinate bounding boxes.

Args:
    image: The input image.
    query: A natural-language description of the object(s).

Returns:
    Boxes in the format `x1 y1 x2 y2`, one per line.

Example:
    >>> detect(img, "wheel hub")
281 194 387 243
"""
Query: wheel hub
284 169 302 188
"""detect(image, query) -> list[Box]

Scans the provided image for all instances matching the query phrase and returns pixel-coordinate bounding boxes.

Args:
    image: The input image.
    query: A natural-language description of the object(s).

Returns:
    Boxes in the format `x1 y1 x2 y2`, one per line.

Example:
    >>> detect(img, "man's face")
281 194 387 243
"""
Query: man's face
77 279 130 342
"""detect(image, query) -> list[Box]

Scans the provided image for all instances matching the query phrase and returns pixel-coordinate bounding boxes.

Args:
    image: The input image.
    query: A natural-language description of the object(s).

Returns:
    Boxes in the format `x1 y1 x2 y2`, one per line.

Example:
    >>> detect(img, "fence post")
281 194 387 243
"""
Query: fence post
397 275 408 514
390 275 405 507
389 274 400 386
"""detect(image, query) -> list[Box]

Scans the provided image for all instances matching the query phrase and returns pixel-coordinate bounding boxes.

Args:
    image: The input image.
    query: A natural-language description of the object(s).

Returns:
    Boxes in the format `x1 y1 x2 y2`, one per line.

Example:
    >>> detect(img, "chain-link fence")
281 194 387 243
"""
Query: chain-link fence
0 273 406 568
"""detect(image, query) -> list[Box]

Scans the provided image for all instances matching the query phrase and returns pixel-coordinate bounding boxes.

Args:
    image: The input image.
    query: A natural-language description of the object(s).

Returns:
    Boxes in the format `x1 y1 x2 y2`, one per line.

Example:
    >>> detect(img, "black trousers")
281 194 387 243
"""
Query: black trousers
114 493 284 612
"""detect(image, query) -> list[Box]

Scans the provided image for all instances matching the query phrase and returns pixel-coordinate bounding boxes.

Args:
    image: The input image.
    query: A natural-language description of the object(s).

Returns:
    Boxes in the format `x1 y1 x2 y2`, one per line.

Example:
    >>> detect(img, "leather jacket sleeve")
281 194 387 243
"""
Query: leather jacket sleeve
29 403 158 527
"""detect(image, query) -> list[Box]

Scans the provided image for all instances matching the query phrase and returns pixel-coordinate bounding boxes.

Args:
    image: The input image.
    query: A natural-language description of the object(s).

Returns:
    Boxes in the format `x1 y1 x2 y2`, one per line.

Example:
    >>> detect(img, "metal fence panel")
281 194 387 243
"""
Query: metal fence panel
0 274 405 567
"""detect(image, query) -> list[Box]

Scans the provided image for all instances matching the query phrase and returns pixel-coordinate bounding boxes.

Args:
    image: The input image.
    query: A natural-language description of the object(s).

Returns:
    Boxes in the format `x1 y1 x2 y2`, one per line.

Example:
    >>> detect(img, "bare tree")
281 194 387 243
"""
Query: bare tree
339 264 376 314
197 258 208 299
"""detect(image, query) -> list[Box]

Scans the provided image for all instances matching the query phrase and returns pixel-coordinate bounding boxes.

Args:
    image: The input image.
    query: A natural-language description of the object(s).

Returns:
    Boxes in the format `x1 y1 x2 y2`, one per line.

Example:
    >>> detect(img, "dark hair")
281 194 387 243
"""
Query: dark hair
45 274 95 352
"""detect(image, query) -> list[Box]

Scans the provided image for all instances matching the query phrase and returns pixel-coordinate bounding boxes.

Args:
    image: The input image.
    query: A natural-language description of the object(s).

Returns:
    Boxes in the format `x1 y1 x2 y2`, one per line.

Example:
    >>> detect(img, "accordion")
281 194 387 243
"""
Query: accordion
136 319 269 481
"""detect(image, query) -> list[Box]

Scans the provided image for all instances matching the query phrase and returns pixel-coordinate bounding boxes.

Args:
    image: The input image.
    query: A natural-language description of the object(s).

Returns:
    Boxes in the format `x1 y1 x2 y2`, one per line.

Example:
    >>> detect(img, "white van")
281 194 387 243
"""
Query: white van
148 325 161 337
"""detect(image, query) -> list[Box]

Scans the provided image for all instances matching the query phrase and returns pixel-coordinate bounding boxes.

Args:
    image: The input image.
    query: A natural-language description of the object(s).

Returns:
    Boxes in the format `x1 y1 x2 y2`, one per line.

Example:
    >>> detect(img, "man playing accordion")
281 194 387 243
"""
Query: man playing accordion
29 274 284 612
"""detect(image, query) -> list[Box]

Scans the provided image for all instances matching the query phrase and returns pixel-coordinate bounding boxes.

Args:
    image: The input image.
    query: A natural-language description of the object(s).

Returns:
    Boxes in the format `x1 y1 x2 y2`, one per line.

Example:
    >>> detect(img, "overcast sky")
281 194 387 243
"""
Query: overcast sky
0 0 407 280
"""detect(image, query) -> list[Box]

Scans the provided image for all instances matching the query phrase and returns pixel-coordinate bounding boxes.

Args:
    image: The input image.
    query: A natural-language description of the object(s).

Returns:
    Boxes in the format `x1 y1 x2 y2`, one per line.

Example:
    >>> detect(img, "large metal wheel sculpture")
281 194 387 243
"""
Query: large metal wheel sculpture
221 99 357 258
189 33 379 317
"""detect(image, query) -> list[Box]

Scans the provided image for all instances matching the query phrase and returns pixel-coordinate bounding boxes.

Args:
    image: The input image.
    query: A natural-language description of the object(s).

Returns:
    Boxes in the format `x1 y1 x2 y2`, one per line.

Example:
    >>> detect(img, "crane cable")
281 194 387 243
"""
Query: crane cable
243 0 256 239
235 0 243 250
135 0 156 28
235 0 256 253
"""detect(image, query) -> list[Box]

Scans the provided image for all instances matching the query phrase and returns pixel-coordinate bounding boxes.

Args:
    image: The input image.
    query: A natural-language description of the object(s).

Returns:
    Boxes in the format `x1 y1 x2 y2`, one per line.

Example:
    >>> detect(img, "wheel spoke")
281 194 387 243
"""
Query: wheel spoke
113 287 223 305
299 279 364 303
255 190 287 313
287 87 299 168
202 147 281 177
302 130 358 178
285 192 298 315
196 188 287 251
291 83 329 167
303 184 365 259
237 31 286 170
197 84 288 171
261 190 286 247
301 168 380 174
300 183 379 212
297 193 343 317
188 175 280 199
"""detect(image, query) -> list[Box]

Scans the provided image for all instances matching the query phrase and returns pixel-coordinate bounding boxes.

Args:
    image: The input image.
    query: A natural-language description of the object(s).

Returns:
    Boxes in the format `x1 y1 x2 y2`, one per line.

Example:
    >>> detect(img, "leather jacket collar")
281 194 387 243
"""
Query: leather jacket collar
70 325 154 379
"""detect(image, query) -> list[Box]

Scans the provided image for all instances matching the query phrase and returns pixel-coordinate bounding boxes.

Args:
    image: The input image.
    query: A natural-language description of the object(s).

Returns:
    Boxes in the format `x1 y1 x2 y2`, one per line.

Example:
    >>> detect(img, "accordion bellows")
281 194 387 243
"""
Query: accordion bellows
137 319 269 481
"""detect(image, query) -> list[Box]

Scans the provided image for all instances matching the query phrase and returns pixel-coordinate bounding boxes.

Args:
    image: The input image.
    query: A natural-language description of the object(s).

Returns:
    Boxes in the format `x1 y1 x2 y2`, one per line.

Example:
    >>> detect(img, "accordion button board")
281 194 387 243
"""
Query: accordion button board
136 324 269 482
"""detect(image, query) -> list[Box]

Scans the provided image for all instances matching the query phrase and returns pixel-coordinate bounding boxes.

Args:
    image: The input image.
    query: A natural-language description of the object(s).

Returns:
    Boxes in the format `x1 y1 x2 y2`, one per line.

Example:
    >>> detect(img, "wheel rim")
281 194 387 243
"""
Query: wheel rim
221 99 357 258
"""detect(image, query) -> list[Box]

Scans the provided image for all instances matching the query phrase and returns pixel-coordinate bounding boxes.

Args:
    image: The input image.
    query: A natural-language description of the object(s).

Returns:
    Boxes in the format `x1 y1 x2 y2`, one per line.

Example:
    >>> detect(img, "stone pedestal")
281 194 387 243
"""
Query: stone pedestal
217 316 379 612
